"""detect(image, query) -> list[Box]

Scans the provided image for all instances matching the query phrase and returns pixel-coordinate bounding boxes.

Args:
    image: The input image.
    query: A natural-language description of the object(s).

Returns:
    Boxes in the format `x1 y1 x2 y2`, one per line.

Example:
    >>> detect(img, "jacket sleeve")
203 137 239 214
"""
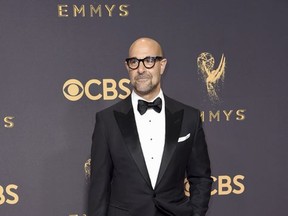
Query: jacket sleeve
186 110 213 216
88 113 113 216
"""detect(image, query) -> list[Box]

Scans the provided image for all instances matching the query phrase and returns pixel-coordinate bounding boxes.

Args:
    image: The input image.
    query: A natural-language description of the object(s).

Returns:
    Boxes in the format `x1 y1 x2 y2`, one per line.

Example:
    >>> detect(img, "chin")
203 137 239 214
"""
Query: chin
136 87 158 97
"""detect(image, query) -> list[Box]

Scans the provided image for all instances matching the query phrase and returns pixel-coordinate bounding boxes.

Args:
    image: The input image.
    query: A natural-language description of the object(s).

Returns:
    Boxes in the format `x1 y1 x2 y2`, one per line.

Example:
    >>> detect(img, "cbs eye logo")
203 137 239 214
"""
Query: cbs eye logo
63 78 131 101
63 79 84 101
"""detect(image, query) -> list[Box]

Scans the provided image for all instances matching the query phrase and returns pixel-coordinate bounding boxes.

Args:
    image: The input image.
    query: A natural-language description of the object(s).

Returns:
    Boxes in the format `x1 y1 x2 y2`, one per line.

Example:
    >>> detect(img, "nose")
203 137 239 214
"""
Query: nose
137 61 146 74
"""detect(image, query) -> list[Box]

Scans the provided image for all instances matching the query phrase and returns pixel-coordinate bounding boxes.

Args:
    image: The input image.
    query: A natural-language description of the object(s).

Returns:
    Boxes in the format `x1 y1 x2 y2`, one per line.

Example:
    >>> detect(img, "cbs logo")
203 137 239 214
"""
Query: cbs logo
2 116 15 128
63 78 131 101
211 175 245 195
184 175 245 196
0 184 19 205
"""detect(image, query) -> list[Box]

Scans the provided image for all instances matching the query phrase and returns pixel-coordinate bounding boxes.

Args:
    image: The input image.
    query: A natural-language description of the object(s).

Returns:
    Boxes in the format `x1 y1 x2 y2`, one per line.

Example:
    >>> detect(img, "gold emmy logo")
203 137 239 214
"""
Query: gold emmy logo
84 159 91 180
57 4 130 18
197 53 226 102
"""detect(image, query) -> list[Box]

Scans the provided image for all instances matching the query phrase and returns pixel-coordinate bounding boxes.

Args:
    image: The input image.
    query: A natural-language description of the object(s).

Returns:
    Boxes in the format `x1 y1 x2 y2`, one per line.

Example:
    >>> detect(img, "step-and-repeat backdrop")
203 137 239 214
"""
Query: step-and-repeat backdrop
1 0 287 215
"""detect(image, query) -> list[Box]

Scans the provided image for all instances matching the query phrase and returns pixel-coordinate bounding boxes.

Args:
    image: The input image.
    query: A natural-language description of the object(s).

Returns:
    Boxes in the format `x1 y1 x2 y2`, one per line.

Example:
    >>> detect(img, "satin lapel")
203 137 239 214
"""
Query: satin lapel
155 108 184 189
114 107 152 188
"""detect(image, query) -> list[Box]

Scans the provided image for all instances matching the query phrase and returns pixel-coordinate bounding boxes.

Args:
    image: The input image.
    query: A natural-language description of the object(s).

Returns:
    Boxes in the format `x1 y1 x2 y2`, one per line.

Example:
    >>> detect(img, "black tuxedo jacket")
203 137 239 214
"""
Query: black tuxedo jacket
88 95 212 216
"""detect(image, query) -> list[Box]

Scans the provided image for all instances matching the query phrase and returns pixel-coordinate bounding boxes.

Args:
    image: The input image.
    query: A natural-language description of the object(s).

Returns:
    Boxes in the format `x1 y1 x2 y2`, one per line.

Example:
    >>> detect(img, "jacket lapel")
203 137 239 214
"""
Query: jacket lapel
155 96 184 189
114 97 152 188
113 95 184 190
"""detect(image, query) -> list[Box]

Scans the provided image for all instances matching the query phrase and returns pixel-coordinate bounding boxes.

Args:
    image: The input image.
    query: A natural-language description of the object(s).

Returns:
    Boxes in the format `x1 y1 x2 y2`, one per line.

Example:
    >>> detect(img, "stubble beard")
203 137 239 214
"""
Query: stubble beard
133 78 159 98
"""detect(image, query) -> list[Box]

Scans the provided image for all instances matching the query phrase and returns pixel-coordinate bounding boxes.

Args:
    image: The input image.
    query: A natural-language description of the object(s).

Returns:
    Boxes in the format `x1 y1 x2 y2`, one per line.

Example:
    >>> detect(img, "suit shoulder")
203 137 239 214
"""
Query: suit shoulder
165 95 200 114
95 96 131 117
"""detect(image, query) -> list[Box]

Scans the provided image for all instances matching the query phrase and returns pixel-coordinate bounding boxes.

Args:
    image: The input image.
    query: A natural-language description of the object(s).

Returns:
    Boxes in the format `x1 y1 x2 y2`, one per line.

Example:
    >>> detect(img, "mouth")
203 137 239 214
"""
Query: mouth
136 78 149 82
135 76 150 82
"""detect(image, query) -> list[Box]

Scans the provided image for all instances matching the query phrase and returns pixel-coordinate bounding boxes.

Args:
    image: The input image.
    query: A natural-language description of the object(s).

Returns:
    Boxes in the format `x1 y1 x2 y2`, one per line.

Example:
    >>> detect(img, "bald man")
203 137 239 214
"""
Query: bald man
88 38 212 216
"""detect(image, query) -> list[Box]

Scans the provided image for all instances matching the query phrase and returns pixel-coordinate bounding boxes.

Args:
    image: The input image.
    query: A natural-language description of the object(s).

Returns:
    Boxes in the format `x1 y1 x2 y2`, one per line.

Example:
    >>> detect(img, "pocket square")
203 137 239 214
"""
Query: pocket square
178 133 190 142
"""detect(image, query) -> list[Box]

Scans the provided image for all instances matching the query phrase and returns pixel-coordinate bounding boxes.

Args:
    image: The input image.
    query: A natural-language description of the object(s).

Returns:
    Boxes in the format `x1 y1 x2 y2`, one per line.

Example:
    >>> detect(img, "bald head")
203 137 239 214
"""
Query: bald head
128 38 163 58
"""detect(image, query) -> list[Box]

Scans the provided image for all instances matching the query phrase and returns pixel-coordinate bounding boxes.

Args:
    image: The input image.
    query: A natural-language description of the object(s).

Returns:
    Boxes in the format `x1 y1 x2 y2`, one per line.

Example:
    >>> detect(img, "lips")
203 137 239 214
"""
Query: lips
136 78 149 82
135 75 151 81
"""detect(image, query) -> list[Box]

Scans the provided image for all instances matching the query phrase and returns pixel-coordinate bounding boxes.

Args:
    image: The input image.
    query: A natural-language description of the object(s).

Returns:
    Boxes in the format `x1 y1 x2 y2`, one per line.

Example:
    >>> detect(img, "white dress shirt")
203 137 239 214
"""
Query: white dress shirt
131 90 166 189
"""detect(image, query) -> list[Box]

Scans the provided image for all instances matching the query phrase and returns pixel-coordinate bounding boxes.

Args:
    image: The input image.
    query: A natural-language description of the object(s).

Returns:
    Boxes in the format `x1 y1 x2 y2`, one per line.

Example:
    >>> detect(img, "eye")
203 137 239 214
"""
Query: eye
129 58 138 64
144 57 155 64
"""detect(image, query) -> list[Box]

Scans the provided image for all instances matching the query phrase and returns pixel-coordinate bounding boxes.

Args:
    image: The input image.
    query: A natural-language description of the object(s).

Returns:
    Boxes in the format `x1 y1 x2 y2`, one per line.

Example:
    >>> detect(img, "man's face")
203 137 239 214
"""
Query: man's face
126 40 167 100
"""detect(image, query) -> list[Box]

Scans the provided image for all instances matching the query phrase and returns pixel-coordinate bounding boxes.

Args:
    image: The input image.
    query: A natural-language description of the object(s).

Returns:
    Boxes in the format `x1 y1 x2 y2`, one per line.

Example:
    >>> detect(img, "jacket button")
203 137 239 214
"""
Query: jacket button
153 193 156 198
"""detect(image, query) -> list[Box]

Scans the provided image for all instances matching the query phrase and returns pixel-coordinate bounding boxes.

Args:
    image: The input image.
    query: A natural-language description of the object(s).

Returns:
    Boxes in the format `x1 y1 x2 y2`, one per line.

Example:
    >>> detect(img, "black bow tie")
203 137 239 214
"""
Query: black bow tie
137 97 162 115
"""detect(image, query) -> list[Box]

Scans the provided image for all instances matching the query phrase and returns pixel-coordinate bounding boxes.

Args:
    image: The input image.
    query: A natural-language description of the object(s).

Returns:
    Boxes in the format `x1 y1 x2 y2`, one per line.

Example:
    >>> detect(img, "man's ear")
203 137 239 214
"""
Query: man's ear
125 61 130 72
160 58 167 75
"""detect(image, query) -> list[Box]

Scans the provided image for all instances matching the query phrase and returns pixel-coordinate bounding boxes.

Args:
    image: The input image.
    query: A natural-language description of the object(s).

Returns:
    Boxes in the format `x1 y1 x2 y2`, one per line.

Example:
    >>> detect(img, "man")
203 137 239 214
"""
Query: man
88 38 212 216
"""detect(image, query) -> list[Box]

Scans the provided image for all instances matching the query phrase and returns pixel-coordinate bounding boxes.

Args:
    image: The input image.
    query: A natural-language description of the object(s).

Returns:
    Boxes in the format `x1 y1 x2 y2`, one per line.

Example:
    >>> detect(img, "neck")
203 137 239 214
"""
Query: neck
134 88 161 101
